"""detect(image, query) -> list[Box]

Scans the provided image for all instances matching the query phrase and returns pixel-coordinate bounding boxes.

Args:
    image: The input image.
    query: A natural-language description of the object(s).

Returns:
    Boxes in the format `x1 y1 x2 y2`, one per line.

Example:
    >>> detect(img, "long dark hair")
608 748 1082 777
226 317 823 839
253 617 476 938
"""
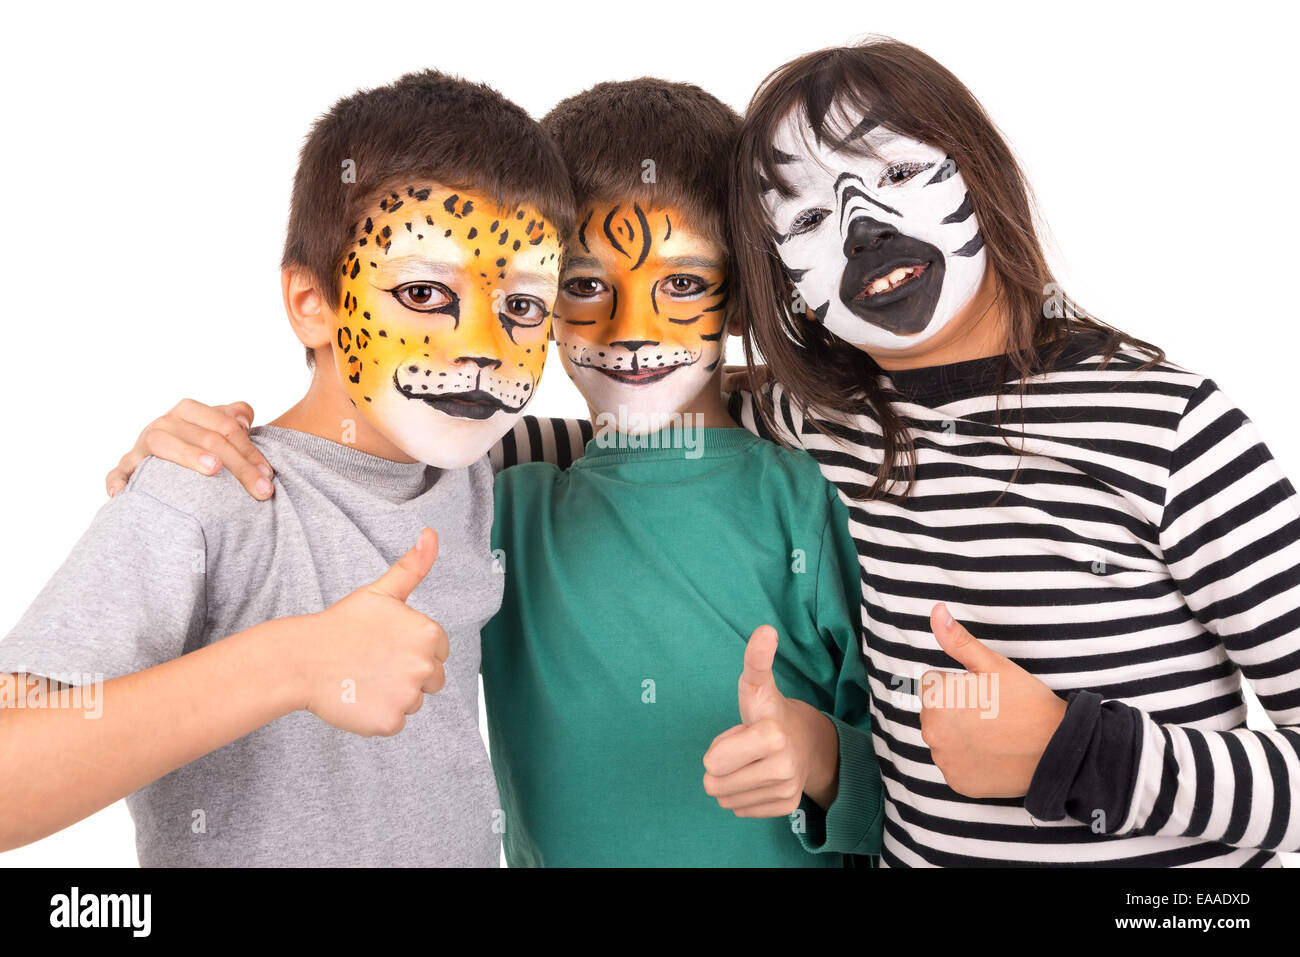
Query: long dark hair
729 38 1163 498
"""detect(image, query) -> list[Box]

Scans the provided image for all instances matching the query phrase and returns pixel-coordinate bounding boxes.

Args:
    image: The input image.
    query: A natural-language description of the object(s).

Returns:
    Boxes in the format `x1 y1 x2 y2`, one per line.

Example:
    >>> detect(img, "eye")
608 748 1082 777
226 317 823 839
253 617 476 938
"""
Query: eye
662 275 708 299
789 208 830 236
562 277 606 298
390 281 454 312
877 161 935 188
501 295 548 327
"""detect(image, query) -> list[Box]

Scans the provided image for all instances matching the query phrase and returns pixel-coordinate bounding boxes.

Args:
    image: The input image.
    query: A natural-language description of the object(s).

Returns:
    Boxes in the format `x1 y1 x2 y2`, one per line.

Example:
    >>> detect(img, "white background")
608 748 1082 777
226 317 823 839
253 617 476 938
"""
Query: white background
1 0 1296 867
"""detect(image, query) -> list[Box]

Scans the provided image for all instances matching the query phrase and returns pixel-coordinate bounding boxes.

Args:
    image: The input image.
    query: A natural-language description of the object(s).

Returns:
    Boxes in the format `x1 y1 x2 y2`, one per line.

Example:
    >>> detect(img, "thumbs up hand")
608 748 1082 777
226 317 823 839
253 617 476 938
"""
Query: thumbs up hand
702 625 841 816
919 603 1067 798
292 528 450 738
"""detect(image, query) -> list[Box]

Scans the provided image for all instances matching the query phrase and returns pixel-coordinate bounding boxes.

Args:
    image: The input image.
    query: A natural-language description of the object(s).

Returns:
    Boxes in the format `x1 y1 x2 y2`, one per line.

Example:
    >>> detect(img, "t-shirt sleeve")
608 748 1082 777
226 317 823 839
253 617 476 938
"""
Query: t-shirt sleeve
488 415 594 473
796 485 884 857
0 487 208 684
728 380 806 449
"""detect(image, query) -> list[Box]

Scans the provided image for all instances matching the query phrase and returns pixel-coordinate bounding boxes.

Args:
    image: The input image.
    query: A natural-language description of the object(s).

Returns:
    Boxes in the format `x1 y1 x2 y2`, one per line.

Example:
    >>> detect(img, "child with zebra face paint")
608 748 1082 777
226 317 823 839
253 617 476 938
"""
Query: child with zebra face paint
765 112 987 351
729 38 1300 867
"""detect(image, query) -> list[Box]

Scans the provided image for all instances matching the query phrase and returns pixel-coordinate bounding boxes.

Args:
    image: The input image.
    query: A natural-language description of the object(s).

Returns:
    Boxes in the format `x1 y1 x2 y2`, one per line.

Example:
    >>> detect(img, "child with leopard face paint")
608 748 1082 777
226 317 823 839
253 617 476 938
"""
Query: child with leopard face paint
728 38 1300 866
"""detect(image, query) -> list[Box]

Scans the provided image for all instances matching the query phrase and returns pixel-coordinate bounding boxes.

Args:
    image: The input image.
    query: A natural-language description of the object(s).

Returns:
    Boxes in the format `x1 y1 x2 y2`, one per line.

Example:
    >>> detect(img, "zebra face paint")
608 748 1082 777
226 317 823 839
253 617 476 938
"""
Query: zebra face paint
764 110 986 350
555 203 728 426
333 184 561 468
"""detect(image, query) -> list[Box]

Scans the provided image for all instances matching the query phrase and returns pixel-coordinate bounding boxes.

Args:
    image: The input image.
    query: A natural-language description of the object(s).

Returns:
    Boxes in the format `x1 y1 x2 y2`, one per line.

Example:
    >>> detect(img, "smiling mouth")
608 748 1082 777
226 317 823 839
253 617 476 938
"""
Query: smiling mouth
855 261 930 301
595 365 684 386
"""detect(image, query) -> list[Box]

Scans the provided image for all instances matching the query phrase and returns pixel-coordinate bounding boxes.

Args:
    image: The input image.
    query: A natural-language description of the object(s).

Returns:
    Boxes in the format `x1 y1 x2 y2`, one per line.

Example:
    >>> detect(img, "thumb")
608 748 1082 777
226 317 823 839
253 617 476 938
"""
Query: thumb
930 603 1002 673
372 528 439 603
738 624 784 726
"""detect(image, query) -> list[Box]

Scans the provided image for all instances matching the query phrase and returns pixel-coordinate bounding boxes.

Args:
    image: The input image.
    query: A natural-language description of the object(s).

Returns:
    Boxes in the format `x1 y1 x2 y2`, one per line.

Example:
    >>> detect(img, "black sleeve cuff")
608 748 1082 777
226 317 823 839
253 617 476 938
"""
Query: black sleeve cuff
1024 690 1143 833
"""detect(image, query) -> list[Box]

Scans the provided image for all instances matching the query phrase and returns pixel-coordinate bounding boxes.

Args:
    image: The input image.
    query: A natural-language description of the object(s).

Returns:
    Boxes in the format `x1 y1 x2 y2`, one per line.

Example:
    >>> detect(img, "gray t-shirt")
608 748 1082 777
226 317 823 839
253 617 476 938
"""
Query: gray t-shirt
0 425 504 867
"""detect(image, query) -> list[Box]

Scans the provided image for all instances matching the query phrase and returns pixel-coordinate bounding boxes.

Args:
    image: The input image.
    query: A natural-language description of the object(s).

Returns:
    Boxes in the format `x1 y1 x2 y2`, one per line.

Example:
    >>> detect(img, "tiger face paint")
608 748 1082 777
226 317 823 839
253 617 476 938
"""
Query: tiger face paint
333 184 561 468
763 108 987 351
554 203 728 426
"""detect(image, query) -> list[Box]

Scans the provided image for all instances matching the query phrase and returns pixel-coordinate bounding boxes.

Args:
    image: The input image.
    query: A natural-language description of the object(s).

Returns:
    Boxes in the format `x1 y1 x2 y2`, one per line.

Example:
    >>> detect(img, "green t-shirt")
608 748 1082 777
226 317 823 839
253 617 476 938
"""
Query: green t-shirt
482 426 882 866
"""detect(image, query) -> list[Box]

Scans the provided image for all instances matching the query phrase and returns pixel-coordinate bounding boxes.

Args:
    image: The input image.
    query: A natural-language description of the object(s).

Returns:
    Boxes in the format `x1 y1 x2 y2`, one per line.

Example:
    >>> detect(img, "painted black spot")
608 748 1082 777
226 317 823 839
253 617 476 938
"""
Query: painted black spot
443 194 459 213
496 257 506 267
489 220 499 233
363 217 373 234
349 260 360 279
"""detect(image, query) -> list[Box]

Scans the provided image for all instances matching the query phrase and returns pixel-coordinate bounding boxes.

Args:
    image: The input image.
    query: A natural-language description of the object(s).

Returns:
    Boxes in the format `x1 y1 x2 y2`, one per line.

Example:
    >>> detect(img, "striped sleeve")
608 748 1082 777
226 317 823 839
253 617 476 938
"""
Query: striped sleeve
1033 379 1300 851
488 416 594 473
727 381 805 447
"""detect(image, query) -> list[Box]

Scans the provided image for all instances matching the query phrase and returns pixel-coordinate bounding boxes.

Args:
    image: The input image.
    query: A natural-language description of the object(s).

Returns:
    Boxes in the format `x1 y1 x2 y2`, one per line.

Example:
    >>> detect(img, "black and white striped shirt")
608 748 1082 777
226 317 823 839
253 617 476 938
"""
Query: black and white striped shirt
728 332 1300 866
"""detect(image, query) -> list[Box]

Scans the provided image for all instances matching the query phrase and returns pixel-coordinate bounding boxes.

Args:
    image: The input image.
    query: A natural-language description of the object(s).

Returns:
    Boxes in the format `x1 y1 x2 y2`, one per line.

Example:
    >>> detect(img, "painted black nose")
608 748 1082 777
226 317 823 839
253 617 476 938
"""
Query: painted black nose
462 356 502 369
612 339 657 352
843 217 896 260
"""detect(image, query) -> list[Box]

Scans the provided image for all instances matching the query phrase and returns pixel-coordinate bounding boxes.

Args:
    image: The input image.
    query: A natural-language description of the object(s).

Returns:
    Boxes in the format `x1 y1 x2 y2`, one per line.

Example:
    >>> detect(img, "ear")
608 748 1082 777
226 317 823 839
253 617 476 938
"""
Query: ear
281 267 334 355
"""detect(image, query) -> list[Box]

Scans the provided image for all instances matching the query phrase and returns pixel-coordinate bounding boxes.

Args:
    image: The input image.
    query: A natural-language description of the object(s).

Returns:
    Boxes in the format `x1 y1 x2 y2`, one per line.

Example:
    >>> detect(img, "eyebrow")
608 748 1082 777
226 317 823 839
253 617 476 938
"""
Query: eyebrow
560 255 602 271
507 271 559 288
371 255 459 274
659 255 722 270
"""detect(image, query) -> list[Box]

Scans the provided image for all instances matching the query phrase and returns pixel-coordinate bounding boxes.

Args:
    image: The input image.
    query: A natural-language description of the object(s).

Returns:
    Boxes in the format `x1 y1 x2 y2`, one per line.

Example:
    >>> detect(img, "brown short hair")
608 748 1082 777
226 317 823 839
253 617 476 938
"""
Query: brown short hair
730 37 1162 498
541 79 739 249
283 69 575 366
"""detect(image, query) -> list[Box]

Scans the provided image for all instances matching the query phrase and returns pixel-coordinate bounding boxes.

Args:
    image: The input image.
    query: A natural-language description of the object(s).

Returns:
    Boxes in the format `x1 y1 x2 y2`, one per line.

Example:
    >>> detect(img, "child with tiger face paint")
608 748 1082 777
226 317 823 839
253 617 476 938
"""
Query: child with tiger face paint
555 200 728 429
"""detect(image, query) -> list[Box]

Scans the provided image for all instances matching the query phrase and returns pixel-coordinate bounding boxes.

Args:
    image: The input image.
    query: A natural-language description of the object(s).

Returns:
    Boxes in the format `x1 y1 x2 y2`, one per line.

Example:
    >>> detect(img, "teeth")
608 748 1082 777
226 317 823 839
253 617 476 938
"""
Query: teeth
888 267 910 284
868 276 891 294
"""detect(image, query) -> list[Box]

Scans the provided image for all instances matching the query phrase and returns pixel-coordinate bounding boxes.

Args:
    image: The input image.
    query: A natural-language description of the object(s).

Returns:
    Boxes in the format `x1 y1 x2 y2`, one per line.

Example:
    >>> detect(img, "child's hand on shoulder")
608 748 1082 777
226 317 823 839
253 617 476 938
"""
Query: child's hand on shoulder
105 398 274 500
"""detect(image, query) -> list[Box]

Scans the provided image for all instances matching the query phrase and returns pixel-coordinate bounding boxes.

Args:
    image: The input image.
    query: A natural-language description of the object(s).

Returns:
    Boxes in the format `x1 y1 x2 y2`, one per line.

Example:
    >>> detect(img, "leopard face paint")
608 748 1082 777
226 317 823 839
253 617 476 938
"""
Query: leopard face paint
764 108 987 351
334 185 560 468
555 203 728 425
